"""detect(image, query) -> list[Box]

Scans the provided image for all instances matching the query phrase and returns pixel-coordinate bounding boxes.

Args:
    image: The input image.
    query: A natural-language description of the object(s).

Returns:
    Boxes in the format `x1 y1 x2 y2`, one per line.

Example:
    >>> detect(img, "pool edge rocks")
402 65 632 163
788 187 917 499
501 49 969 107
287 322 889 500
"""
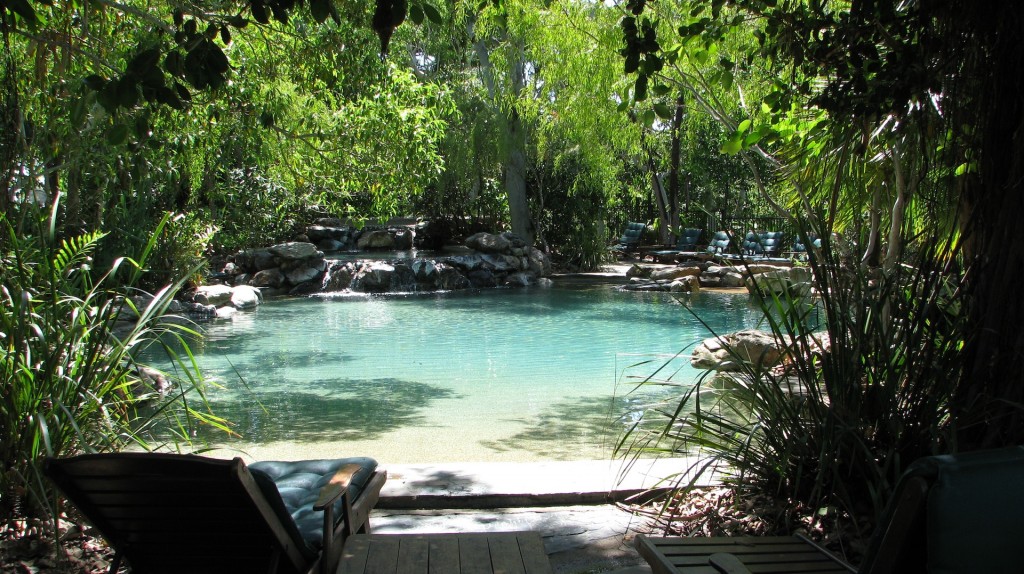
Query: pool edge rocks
186 231 553 317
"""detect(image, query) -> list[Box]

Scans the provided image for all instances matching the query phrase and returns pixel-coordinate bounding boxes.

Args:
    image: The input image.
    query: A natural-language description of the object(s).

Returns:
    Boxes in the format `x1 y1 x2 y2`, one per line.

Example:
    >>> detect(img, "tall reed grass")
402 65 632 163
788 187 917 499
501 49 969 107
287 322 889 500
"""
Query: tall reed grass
0 206 227 524
619 224 965 542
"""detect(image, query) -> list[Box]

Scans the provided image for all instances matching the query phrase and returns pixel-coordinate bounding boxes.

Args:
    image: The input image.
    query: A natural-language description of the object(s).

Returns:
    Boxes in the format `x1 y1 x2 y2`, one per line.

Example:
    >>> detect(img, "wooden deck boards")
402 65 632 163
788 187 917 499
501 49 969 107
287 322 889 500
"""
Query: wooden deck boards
338 532 553 574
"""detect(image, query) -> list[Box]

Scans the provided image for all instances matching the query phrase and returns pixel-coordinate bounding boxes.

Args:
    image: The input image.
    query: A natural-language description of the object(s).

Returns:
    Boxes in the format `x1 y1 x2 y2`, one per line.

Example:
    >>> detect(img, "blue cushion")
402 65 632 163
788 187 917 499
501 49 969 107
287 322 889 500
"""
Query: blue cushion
249 457 378 551
919 447 1024 574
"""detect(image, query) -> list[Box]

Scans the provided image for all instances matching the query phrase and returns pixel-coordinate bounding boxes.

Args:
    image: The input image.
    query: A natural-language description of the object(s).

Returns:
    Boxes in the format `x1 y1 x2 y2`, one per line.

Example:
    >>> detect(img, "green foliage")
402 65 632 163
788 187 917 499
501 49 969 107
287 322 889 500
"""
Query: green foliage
3 0 450 259
0 209 225 522
620 224 966 540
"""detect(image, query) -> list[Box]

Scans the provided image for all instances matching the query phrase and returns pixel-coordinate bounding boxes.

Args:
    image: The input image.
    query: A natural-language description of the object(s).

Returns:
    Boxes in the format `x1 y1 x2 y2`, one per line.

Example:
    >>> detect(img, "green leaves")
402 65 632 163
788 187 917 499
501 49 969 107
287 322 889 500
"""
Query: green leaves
0 212 219 522
620 14 661 102
410 1 442 25
720 119 775 154
105 123 129 146
3 0 39 28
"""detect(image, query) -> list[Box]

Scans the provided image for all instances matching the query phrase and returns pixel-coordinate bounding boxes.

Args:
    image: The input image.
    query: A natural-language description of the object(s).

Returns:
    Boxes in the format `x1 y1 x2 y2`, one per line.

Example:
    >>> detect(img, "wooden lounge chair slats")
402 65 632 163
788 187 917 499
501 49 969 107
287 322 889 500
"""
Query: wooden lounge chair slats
44 452 387 574
637 535 851 574
637 447 1024 574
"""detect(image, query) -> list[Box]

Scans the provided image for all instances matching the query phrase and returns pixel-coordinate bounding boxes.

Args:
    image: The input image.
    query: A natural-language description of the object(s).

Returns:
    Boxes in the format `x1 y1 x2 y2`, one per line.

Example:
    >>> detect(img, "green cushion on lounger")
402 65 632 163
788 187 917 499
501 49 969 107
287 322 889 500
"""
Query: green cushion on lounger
250 457 379 551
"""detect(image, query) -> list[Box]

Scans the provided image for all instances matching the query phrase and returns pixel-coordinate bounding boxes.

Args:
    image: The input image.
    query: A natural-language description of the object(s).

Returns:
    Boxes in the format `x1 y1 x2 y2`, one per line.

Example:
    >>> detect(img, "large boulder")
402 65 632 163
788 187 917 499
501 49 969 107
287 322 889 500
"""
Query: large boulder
720 270 746 288
651 265 702 282
314 217 345 227
481 253 520 273
744 263 790 275
357 229 395 250
317 238 347 252
284 259 326 285
252 250 277 271
691 329 786 372
251 268 285 288
468 268 499 288
527 247 551 276
436 264 471 290
268 241 320 260
500 232 529 249
746 267 813 298
669 276 701 293
621 281 671 292
323 261 356 291
412 259 438 282
626 264 653 279
701 266 745 288
351 262 395 292
390 262 417 291
230 285 263 309
505 272 535 287
466 232 511 254
445 254 485 273
392 228 414 250
234 248 277 272
194 284 234 307
306 225 349 242
414 219 449 250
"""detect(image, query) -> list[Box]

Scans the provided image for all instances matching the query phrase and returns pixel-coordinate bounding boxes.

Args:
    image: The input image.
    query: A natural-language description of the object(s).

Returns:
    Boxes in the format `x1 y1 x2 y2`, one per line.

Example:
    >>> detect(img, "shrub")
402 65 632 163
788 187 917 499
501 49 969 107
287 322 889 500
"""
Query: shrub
619 224 965 545
0 208 227 523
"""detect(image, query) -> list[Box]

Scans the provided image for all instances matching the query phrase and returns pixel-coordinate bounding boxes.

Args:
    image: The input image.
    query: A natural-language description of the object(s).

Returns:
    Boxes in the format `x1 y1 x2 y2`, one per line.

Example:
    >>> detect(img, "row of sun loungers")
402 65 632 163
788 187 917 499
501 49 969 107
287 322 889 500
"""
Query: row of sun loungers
613 224 821 264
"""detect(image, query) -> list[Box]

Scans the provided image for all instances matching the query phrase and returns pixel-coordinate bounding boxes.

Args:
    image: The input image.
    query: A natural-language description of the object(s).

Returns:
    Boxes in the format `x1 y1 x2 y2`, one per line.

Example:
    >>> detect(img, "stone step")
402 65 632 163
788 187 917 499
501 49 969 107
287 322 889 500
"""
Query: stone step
377 457 717 509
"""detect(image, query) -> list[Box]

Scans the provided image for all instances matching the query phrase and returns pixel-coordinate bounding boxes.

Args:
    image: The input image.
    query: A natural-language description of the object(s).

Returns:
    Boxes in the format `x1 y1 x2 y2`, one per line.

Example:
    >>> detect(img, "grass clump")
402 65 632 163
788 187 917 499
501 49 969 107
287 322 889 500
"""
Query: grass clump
0 205 226 528
619 223 965 558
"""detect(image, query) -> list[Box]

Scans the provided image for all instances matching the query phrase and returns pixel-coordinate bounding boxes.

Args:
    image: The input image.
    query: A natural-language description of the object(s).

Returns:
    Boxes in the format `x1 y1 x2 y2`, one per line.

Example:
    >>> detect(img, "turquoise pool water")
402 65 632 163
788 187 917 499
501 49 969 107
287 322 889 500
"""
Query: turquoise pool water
159 286 764 463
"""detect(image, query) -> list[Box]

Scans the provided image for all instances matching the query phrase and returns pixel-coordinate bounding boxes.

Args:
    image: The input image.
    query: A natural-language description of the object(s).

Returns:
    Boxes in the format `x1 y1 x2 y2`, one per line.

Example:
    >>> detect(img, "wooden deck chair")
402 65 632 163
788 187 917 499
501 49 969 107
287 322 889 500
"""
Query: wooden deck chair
44 452 387 574
636 446 1024 574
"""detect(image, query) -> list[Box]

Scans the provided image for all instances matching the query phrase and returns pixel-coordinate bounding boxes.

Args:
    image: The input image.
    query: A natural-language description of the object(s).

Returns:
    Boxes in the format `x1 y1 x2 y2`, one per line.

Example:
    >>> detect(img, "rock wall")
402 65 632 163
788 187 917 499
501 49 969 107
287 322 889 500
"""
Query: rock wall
621 261 811 296
187 230 552 317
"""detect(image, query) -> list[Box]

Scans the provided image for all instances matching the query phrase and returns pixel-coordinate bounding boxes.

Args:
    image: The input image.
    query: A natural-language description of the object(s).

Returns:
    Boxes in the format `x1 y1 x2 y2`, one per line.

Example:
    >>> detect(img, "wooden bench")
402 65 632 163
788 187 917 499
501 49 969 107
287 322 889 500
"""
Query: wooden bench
338 531 553 574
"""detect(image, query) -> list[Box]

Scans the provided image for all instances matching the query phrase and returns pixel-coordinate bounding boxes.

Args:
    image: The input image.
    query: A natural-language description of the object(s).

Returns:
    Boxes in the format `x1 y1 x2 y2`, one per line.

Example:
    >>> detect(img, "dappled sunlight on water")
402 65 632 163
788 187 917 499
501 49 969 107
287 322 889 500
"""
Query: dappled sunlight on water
144 286 765 463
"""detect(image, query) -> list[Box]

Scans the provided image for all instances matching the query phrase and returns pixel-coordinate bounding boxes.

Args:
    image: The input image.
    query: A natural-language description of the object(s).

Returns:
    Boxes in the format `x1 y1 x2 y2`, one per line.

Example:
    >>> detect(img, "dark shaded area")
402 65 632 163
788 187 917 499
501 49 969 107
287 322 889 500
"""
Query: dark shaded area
191 378 460 443
479 393 666 459
208 348 360 378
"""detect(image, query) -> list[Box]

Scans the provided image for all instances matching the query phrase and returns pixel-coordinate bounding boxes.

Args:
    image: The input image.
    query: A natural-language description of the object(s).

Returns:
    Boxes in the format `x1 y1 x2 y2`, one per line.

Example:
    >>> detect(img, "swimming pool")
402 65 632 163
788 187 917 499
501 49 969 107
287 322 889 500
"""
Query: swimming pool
155 286 765 463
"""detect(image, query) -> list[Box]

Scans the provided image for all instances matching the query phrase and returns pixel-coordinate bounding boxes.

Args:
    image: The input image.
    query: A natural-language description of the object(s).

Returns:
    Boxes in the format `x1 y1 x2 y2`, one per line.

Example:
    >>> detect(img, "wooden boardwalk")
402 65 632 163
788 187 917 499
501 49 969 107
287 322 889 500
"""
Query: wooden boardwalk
338 531 554 574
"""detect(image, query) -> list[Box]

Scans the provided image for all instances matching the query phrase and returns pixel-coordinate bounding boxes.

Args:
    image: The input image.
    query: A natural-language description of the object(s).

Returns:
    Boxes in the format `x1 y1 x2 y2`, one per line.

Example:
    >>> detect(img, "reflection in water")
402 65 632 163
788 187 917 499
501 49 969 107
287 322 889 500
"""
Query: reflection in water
143 287 765 462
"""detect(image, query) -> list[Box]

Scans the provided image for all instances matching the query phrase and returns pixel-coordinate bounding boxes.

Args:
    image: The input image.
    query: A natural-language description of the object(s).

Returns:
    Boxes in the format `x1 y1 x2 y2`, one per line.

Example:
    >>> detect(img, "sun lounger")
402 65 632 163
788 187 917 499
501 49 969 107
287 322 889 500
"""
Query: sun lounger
637 446 1024 574
44 452 387 574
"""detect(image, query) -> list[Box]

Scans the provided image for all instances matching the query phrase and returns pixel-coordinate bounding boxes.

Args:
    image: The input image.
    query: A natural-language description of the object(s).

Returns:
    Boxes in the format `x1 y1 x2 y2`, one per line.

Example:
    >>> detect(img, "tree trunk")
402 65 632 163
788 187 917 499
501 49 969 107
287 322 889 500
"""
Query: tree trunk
862 180 882 267
953 0 1024 449
641 128 671 244
668 95 685 235
506 108 531 243
504 40 532 245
